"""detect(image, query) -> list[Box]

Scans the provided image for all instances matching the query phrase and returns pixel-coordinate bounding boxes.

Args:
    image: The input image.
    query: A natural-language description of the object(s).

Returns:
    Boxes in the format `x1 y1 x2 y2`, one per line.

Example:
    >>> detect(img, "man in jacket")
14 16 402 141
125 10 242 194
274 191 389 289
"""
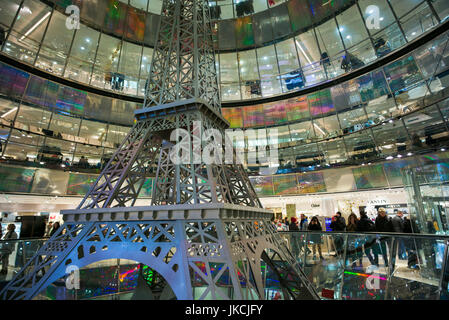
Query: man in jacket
0 224 18 275
356 210 377 266
391 210 407 260
374 208 393 268
330 213 346 256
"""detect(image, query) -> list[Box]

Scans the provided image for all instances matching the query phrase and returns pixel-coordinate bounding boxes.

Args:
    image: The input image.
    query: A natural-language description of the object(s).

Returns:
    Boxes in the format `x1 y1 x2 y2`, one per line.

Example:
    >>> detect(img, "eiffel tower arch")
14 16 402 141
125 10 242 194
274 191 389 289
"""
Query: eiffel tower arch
0 0 319 300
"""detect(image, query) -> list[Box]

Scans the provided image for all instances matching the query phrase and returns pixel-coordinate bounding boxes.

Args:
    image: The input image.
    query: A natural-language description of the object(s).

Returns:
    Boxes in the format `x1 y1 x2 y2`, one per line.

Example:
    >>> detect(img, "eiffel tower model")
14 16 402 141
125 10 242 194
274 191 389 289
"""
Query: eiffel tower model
0 0 318 300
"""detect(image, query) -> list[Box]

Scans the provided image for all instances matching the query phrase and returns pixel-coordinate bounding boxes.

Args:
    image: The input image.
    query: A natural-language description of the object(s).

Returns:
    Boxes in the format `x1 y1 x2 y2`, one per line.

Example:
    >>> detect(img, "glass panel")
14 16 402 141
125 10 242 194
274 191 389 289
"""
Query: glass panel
91 33 121 90
0 0 22 30
235 15 254 48
317 138 347 164
48 112 81 141
78 119 107 147
337 5 369 49
130 0 148 11
103 0 127 36
4 129 43 161
0 97 19 128
148 0 163 14
126 7 145 42
290 121 315 145
4 0 52 65
261 76 281 97
0 62 29 100
35 11 74 76
344 130 378 162
257 44 279 78
287 0 312 33
276 38 299 75
271 3 291 39
294 29 320 67
314 114 340 140
73 143 103 168
64 25 100 84
252 11 273 46
432 0 449 22
371 120 410 157
118 41 141 95
403 105 446 152
400 2 438 42
358 0 396 34
315 18 345 57
238 50 260 99
390 0 425 18
218 20 236 50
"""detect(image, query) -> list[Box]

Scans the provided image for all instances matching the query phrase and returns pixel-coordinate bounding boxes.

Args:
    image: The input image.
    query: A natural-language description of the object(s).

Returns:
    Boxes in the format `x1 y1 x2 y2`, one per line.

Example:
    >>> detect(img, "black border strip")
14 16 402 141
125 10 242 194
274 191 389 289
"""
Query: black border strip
0 19 448 107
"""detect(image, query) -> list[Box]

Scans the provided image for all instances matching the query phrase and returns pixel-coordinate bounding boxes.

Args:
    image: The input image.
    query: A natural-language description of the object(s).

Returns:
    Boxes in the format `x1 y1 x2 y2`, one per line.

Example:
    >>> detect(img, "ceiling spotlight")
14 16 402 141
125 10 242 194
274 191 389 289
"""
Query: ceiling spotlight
407 152 413 156
397 154 402 158
386 156 393 160
442 148 446 151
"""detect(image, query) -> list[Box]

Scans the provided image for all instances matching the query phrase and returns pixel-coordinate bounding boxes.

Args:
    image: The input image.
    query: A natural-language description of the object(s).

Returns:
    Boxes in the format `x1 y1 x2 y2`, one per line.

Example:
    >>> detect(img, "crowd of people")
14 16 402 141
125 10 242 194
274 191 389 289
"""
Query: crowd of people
273 208 419 269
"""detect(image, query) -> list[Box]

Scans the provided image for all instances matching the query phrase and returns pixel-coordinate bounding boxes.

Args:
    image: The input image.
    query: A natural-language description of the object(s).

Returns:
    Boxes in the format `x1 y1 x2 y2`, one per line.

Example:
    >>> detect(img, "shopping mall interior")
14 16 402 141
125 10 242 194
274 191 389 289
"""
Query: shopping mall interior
0 0 449 301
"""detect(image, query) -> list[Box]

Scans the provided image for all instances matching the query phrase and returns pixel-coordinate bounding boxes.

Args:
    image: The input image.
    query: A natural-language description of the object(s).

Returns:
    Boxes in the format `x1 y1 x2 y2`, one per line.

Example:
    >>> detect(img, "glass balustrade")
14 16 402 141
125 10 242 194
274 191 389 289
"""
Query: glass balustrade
279 231 449 300
1 231 447 300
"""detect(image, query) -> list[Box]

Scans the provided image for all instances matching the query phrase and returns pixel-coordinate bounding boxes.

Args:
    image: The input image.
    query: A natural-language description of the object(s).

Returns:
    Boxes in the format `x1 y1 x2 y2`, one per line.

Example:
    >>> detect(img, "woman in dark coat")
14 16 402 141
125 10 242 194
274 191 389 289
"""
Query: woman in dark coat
308 216 323 260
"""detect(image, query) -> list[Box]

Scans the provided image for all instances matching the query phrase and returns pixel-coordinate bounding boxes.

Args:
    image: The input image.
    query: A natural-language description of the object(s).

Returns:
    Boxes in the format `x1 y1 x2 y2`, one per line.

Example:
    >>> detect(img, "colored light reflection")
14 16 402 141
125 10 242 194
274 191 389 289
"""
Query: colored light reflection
344 270 387 281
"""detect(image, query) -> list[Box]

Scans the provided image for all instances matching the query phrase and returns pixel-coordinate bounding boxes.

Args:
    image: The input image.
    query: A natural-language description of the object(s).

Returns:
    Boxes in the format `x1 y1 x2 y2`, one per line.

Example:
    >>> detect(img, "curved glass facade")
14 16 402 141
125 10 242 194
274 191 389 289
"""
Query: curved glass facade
0 27 448 180
0 0 447 101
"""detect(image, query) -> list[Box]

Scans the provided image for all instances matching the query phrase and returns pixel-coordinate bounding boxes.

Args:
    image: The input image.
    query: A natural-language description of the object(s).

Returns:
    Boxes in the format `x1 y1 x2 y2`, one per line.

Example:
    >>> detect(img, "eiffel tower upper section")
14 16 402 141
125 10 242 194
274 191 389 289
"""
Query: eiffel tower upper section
72 0 262 212
143 0 221 114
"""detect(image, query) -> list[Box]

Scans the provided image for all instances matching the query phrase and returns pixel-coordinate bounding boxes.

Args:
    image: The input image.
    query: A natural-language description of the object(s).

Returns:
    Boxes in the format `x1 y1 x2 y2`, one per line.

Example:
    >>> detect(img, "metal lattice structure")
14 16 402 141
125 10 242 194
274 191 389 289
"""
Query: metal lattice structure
0 0 319 300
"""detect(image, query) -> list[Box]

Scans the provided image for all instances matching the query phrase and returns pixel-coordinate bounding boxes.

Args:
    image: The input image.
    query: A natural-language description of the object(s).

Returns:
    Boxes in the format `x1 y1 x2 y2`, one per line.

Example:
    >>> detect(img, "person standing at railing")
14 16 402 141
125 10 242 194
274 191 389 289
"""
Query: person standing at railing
299 214 312 256
48 222 60 237
374 208 394 268
392 210 407 263
289 217 301 259
307 216 324 260
403 217 419 269
347 213 363 268
356 210 377 267
330 212 346 257
0 224 18 275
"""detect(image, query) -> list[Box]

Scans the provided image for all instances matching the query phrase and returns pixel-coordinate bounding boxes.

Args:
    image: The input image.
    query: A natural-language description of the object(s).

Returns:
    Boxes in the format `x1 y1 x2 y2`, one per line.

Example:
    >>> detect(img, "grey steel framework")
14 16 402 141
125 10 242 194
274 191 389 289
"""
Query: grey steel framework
0 0 318 300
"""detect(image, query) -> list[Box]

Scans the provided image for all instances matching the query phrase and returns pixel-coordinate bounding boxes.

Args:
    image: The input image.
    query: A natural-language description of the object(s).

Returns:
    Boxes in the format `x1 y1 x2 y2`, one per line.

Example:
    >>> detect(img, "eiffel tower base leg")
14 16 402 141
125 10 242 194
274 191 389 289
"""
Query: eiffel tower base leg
0 206 319 300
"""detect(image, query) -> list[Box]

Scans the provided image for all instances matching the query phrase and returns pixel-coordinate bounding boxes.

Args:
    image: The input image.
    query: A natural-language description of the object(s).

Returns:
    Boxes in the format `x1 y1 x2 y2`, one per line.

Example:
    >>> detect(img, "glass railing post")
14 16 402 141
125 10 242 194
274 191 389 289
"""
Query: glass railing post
303 232 308 266
438 239 449 299
337 233 349 300
384 235 396 300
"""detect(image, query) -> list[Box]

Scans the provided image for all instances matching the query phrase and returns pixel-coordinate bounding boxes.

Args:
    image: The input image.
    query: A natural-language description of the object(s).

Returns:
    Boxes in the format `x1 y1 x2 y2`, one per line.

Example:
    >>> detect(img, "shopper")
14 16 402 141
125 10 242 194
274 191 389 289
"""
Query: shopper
299 214 308 231
356 210 377 267
289 217 299 231
0 224 18 275
391 209 407 260
48 221 60 237
403 216 419 269
374 208 393 267
289 217 300 259
330 212 345 231
44 221 53 237
346 213 358 231
307 216 324 260
330 213 345 257
346 213 363 268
